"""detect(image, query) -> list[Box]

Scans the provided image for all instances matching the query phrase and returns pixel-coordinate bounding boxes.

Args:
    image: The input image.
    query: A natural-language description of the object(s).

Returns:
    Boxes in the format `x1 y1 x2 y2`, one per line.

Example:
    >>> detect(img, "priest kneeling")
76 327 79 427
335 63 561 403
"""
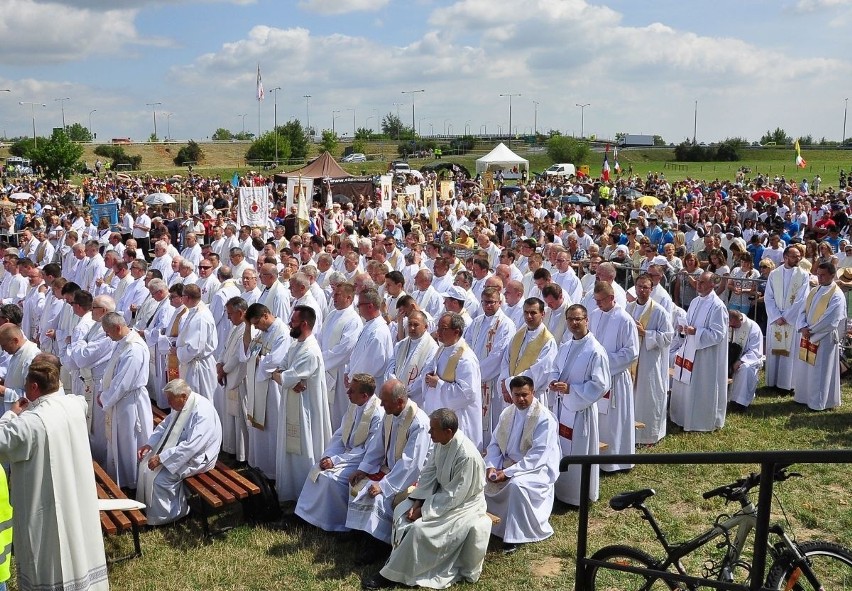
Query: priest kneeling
484 375 560 555
362 408 492 591
137 378 223 525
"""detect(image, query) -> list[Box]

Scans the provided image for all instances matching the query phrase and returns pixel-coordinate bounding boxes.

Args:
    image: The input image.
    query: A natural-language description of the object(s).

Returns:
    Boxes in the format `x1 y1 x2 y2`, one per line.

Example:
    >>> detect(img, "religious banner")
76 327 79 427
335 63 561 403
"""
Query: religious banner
91 202 118 229
286 176 313 213
483 171 495 194
237 186 270 228
380 174 394 212
440 180 454 203
424 186 438 231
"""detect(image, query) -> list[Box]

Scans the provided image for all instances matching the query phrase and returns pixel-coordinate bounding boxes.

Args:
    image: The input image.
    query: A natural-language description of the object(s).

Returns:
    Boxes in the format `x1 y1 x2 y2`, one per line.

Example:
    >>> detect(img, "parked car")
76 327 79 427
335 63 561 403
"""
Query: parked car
342 152 366 163
390 160 411 174
543 163 576 178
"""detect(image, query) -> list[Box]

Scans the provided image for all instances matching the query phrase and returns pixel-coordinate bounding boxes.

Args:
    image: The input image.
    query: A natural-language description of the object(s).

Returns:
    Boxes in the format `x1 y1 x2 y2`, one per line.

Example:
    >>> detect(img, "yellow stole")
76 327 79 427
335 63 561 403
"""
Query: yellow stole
798 284 840 365
166 308 188 381
508 326 553 376
437 343 467 383
628 299 655 383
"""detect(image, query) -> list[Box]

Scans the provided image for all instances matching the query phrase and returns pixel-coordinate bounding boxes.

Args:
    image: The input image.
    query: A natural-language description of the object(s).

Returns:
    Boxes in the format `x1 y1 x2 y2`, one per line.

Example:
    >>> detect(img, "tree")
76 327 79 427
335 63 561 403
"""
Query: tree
798 134 814 146
318 130 339 155
148 133 159 143
276 120 309 160
93 145 142 170
760 127 790 146
174 140 203 166
381 113 415 140
29 128 84 179
65 123 93 143
351 139 368 155
653 135 666 146
9 138 37 158
546 135 589 164
245 131 291 164
212 128 233 141
354 127 374 141
233 131 254 141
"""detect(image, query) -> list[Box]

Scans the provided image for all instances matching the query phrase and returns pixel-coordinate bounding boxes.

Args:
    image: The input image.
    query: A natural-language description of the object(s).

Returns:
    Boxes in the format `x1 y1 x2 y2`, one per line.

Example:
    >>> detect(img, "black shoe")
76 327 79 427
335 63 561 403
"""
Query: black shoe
355 542 392 566
502 542 520 555
362 573 395 590
728 401 748 413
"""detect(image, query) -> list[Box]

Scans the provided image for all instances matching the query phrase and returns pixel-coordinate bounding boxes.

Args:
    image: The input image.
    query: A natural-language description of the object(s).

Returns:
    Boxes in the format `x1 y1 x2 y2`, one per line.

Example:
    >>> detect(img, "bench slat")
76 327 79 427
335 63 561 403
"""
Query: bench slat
216 463 260 495
185 475 225 508
195 472 237 504
205 469 251 500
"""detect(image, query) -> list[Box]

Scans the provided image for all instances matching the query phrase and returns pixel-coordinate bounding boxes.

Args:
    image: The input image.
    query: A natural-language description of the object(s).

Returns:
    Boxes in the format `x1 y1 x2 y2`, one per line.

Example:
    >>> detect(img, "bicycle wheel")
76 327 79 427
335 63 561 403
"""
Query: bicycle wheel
765 540 852 590
586 545 675 591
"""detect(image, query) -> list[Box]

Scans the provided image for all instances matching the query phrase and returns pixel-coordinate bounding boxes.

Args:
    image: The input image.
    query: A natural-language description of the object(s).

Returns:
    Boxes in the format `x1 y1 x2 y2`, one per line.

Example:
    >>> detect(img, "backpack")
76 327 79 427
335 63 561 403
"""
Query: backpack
239 466 282 524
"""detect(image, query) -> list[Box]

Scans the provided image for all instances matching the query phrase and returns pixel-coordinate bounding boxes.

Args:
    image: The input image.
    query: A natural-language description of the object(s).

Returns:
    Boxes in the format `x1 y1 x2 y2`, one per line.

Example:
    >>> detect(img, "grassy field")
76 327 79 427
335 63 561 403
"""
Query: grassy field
88 385 852 591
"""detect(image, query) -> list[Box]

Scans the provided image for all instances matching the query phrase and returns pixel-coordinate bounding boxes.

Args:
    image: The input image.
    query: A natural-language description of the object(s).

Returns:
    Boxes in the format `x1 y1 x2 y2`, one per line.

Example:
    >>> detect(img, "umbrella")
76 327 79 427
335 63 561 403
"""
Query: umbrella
751 190 780 202
618 187 643 200
635 195 662 207
144 192 176 205
116 173 131 181
9 192 33 201
564 195 593 205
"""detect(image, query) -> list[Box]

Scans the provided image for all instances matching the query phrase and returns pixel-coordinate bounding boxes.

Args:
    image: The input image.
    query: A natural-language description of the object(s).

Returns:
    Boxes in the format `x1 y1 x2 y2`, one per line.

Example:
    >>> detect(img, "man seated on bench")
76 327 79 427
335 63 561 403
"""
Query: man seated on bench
484 375 560 555
136 378 222 525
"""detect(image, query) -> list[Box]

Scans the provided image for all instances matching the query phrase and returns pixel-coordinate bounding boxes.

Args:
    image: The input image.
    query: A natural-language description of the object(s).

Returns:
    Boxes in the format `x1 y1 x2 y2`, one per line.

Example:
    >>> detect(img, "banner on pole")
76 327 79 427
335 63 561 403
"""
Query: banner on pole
237 186 270 228
380 174 394 212
91 202 119 229
286 177 314 217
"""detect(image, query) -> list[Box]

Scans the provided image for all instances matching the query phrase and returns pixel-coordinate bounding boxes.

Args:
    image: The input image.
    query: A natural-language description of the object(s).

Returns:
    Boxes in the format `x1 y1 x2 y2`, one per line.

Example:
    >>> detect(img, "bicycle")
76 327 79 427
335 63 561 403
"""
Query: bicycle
585 464 852 590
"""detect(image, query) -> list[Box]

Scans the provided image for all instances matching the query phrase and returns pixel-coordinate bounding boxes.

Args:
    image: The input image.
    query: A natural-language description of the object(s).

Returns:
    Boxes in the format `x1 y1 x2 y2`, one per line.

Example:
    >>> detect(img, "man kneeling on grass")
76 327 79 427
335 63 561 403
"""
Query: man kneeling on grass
361 408 492 590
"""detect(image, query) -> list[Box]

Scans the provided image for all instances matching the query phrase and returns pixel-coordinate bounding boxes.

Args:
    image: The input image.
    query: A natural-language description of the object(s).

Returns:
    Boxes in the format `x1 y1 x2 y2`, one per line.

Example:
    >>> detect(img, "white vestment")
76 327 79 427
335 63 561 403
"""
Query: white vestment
484 399 560 543
176 304 219 399
257 281 292 323
318 306 363 427
21 284 46 341
347 316 394 390
728 316 765 407
211 279 241 359
275 335 333 501
626 299 673 444
544 300 570 344
498 324 558 410
670 292 729 432
0 395 109 591
380 430 491 590
37 290 65 355
137 392 222 525
422 339 483 449
413 286 444 320
295 395 384 531
764 265 809 389
100 331 153 487
196 274 220 305
546 332 610 505
464 310 513 445
794 284 845 410
386 334 439 407
215 321 249 460
3 340 40 413
345 400 431 543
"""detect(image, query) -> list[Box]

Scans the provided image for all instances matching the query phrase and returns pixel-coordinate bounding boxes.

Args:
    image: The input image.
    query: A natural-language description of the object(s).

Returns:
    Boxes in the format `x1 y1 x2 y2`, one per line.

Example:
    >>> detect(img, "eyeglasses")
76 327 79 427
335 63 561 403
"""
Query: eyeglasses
198 266 212 270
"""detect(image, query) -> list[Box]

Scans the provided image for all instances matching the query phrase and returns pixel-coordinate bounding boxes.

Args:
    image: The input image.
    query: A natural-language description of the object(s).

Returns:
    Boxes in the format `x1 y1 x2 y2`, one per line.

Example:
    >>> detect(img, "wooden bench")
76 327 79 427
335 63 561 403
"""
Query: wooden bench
93 461 147 561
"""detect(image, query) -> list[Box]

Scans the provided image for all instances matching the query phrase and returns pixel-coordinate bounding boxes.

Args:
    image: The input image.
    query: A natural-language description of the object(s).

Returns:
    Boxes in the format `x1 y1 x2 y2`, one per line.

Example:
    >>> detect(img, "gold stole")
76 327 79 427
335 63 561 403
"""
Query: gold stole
35 241 46 264
437 343 467 383
494 399 541 460
628 299 655 383
285 341 307 455
478 317 501 416
340 395 380 451
166 308 188 381
508 326 553 375
769 268 805 356
798 284 840 365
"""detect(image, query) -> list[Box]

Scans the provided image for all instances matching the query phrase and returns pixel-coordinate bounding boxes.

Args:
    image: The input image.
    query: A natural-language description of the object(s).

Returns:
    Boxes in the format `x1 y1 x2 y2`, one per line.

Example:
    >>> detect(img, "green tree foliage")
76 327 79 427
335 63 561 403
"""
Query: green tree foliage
92 145 142 170
397 138 436 158
174 140 204 166
673 139 741 162
760 127 790 145
276 120 309 160
233 131 255 141
798 134 814 146
148 133 159 143
212 128 233 141
29 128 84 179
351 139 368 155
245 131 291 164
354 127 374 141
546 135 590 163
9 138 37 158
65 122 93 142
443 135 476 156
318 130 339 155
653 135 666 146
381 113 415 140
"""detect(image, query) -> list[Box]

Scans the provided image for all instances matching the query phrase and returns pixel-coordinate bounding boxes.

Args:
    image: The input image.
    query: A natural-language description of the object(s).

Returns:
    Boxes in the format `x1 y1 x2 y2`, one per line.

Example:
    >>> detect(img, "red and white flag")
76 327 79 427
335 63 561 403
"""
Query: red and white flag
256 64 265 102
602 144 611 181
795 139 806 169
613 146 621 174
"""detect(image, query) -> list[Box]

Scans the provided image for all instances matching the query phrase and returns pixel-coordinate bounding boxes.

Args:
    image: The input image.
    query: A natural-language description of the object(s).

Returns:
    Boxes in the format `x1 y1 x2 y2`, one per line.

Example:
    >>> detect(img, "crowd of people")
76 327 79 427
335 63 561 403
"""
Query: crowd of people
0 164 848 590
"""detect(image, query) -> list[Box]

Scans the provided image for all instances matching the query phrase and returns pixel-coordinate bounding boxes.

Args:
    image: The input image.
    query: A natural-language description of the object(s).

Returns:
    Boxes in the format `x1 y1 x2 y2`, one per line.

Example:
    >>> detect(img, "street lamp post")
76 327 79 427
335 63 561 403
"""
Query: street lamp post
844 98 849 146
444 118 451 135
332 110 340 135
693 100 698 145
54 97 70 131
499 93 521 139
303 95 311 136
146 102 162 139
347 108 356 137
575 103 590 138
238 113 248 134
532 100 539 135
465 120 471 135
401 89 425 133
480 123 488 135
419 117 429 136
19 101 46 148
165 112 173 141
270 87 282 165
447 123 453 136
88 109 97 141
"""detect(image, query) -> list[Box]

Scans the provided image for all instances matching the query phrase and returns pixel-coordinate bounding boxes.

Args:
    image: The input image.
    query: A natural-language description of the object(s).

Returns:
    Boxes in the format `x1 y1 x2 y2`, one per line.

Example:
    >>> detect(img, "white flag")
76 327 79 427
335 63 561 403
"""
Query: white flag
256 64 264 102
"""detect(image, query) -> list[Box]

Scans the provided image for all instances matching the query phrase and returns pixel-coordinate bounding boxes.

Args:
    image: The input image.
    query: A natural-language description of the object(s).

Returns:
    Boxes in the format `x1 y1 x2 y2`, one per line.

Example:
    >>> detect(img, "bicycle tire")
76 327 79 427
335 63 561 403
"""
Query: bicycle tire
765 540 852 590
586 545 676 591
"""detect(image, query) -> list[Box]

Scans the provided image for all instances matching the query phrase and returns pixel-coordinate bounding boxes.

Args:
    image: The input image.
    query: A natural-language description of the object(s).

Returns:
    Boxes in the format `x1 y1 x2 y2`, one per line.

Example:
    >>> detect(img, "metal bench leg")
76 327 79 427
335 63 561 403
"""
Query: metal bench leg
131 523 142 558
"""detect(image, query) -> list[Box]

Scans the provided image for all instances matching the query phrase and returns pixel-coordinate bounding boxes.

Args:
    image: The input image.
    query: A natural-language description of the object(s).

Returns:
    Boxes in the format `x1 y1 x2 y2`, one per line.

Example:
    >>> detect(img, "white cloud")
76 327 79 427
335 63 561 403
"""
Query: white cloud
29 0 255 8
298 0 390 15
793 0 852 12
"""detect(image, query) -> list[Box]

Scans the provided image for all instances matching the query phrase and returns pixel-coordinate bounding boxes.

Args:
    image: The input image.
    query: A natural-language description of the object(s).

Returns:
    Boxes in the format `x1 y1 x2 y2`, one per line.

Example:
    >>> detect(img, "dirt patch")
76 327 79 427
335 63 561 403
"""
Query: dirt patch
530 556 563 578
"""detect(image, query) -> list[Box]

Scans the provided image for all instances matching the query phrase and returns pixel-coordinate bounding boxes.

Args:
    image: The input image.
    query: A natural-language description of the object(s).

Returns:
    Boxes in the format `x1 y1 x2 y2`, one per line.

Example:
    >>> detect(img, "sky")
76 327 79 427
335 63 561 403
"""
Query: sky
2 0 852 145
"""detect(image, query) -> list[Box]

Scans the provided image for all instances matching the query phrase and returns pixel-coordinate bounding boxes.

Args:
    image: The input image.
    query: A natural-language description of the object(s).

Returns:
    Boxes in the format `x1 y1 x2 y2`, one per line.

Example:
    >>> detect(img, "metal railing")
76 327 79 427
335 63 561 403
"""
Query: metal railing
566 449 852 591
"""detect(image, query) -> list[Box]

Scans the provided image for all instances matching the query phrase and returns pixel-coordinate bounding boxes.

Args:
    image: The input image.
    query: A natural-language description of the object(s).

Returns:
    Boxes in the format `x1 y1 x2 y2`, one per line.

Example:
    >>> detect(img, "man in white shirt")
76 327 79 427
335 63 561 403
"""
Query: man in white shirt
132 205 152 261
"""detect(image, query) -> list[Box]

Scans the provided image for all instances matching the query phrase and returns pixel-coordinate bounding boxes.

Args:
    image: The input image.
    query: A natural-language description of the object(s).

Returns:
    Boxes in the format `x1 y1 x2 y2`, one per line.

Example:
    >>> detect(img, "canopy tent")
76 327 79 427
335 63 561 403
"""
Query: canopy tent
475 142 529 174
273 152 352 182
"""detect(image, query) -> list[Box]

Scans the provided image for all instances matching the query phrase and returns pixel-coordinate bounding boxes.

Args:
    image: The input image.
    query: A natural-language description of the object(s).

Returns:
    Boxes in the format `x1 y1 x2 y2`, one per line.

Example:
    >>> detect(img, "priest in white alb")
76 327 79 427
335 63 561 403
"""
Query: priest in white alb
272 305 333 501
547 304 611 506
318 282 362 426
387 310 438 407
216 296 249 460
727 309 764 411
0 323 40 414
670 272 729 432
175 284 218 399
345 288 394 393
764 246 809 392
295 373 384 532
485 376 560 554
137 378 222 525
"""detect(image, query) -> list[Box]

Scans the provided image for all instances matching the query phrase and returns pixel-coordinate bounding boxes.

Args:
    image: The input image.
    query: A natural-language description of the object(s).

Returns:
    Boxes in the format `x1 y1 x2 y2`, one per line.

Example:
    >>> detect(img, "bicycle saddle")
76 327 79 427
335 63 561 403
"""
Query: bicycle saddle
609 489 656 511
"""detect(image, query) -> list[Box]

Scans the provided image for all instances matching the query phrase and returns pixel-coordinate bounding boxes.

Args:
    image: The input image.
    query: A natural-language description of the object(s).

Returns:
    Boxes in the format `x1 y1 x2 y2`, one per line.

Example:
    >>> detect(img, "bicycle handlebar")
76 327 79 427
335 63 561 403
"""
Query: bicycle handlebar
702 465 801 502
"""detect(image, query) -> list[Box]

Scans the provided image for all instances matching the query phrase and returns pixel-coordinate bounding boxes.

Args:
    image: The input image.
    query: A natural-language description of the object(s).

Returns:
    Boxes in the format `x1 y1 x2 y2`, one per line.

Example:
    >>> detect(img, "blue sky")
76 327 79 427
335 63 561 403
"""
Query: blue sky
2 0 851 145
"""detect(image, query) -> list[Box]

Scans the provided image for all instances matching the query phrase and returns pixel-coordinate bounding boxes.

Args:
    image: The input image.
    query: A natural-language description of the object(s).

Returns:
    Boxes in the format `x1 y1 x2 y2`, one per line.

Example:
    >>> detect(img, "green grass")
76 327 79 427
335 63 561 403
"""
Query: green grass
87 386 852 591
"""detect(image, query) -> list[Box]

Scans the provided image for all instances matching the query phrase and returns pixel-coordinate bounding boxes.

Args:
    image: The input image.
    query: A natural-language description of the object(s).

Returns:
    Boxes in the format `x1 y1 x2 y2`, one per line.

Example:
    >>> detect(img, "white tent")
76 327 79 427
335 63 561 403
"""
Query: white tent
475 142 529 174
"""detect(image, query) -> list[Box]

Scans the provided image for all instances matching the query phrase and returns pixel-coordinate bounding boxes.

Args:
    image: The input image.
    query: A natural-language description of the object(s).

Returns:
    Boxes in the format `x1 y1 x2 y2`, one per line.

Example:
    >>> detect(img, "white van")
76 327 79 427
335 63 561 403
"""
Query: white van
544 163 576 178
